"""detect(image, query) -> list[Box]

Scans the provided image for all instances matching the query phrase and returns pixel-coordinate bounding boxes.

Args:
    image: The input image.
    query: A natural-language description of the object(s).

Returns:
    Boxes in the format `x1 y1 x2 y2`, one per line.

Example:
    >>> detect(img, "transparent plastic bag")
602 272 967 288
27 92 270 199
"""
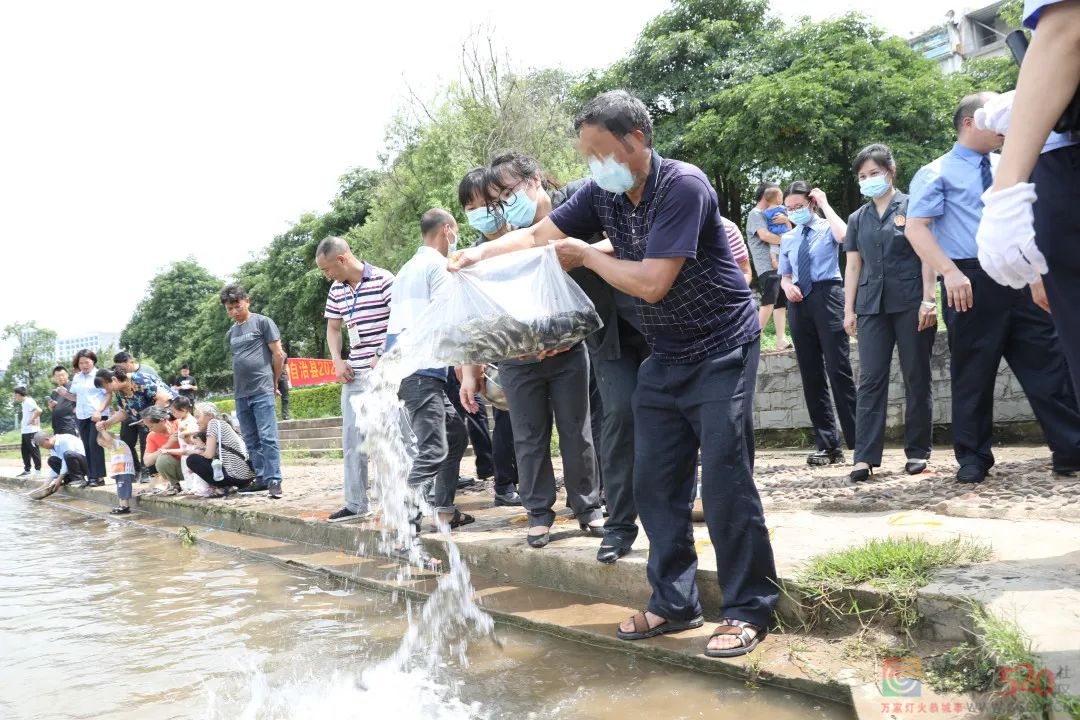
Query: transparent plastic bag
396 245 602 368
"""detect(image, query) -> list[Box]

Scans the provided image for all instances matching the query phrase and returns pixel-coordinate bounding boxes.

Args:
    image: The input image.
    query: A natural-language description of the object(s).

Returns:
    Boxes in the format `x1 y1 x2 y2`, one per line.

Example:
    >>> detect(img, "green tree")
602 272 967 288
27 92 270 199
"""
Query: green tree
1 322 59 428
120 259 223 381
176 294 234 394
684 13 965 219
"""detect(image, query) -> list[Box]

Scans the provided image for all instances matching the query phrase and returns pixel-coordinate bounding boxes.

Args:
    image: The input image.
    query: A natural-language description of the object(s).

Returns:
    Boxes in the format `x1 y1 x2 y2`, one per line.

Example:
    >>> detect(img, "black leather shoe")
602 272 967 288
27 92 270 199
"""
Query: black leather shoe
597 545 630 564
238 482 269 494
808 448 845 466
956 465 987 484
905 459 928 475
849 466 873 482
526 530 550 548
580 521 606 538
1052 465 1080 478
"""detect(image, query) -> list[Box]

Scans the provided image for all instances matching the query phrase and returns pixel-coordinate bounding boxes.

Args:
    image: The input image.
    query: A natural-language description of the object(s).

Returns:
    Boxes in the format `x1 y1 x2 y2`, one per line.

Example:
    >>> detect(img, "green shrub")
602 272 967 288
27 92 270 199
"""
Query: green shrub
211 383 341 420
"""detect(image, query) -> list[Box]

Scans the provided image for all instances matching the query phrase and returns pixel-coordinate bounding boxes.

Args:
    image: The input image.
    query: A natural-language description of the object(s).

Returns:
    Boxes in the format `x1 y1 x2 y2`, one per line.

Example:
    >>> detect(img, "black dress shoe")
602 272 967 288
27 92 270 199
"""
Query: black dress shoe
238 482 269 494
905 459 928 475
580 521 606 538
808 448 845 466
526 530 550 548
956 465 987 484
597 545 630 564
849 466 873 482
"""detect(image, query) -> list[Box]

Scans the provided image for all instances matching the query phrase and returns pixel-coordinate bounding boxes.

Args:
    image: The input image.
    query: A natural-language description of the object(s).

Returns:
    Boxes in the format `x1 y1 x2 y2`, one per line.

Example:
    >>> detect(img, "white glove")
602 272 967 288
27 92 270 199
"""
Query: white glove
976 182 1047 288
973 90 1015 135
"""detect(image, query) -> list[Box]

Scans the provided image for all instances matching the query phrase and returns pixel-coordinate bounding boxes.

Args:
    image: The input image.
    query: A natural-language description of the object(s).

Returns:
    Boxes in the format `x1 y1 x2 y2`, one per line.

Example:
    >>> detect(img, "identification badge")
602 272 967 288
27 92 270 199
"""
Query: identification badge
347 323 362 348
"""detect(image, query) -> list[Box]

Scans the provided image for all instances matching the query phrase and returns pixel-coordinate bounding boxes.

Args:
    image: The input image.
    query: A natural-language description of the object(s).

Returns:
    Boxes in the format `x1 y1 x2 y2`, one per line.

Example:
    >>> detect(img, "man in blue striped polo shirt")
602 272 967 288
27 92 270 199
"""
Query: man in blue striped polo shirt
452 90 777 659
316 235 394 522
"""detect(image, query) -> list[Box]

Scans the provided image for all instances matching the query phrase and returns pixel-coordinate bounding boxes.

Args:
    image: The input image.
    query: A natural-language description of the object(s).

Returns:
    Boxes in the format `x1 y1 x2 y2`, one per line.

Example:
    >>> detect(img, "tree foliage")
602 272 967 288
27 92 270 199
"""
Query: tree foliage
120 259 223 380
1 322 59 427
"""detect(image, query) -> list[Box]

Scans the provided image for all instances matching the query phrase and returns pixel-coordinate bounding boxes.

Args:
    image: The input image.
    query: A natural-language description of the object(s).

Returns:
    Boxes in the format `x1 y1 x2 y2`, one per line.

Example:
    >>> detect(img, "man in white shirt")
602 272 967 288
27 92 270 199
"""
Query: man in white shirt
15 387 42 477
33 431 88 490
379 208 470 541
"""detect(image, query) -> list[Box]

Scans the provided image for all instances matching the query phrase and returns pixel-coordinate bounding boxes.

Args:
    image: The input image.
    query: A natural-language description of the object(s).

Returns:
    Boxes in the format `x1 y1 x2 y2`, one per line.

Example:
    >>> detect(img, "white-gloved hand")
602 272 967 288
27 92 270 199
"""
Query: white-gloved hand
976 182 1046 288
974 90 1015 135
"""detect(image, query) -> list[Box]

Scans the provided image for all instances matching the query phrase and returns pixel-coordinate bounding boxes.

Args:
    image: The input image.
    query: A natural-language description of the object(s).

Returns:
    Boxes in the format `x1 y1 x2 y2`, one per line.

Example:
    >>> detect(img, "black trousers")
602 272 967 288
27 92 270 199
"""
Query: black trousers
633 340 777 627
942 266 1080 471
77 417 106 479
186 454 254 489
491 408 517 495
788 281 857 451
47 452 88 481
1033 144 1080 397
589 330 650 550
444 371 495 480
278 375 290 419
854 309 936 466
21 433 41 471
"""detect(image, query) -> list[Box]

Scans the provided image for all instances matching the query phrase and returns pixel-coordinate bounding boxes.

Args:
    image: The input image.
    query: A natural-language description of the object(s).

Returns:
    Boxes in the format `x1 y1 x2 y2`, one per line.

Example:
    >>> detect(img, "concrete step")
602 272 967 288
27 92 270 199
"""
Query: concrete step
278 417 343 431
278 427 343 441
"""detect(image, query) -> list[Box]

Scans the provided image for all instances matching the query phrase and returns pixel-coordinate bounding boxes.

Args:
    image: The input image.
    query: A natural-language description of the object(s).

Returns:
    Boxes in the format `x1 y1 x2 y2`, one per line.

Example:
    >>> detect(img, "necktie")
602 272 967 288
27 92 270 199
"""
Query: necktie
796 225 813 297
980 155 992 191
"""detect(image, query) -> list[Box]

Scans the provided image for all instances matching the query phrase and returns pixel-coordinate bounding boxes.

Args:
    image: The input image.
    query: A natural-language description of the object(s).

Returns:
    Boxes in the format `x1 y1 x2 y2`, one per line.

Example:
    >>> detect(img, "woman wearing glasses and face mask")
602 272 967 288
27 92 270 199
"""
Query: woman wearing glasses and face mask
777 181 857 467
459 154 606 550
842 144 938 483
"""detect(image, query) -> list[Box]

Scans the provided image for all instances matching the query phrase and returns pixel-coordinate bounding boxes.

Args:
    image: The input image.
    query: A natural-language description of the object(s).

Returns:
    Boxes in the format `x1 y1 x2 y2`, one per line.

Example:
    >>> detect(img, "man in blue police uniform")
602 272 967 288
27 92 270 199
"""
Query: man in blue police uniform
973 0 1080 399
452 90 777 659
907 92 1080 484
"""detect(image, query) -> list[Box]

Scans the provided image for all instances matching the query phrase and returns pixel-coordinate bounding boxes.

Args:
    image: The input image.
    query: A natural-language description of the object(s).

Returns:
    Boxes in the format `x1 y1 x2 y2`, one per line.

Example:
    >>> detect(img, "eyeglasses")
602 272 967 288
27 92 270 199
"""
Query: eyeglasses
785 203 808 212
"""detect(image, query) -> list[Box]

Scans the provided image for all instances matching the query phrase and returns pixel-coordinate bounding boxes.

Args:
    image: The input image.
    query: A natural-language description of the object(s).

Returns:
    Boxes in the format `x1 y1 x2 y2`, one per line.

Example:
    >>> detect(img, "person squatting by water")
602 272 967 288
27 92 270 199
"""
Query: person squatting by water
378 208 471 565
842 143 937 482
315 235 395 524
31 431 87 496
907 92 1080 484
220 283 286 499
452 90 777 658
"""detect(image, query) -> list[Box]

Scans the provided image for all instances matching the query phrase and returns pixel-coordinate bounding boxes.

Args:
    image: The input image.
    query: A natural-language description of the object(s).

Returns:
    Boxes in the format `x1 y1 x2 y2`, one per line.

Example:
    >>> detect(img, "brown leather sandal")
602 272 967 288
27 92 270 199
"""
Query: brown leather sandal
704 618 766 658
615 610 704 641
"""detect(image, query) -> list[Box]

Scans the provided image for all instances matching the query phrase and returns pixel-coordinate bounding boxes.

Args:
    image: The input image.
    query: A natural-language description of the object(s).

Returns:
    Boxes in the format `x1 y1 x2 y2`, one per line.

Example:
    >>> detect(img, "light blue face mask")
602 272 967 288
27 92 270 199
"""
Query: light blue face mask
501 188 538 228
447 232 458 255
859 175 891 199
788 207 814 227
466 207 506 236
588 155 636 194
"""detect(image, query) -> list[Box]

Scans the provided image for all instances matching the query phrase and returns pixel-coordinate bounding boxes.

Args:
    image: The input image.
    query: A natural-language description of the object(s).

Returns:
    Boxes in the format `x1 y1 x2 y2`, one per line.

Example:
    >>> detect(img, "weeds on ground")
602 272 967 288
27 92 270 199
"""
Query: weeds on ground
789 537 991 632
178 526 197 546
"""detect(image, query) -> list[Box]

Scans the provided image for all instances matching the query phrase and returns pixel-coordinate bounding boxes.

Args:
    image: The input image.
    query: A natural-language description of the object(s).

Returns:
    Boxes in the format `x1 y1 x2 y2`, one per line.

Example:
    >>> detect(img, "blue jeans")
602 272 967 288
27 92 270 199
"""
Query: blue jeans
235 392 282 484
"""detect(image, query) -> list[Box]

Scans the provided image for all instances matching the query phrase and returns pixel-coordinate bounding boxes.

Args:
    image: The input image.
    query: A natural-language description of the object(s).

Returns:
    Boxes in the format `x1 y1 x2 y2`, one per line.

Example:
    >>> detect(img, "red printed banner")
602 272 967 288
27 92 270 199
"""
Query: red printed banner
287 358 337 386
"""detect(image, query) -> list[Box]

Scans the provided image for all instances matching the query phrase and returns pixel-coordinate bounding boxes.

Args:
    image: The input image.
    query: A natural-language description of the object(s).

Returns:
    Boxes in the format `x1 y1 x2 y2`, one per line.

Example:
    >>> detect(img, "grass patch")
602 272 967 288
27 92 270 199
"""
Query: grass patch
925 606 1080 720
793 537 991 630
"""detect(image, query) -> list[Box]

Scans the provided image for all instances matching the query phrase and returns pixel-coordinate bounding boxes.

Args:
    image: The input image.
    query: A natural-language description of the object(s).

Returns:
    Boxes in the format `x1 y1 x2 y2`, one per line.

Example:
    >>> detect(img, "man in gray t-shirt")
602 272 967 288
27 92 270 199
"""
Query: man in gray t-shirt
221 283 286 498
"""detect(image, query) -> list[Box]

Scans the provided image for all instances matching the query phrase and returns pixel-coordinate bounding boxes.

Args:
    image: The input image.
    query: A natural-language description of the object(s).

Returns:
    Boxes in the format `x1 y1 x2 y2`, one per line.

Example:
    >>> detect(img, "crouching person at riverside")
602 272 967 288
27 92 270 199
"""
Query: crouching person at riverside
452 90 777 657
184 403 257 496
33 431 88 492
138 406 184 494
97 428 135 515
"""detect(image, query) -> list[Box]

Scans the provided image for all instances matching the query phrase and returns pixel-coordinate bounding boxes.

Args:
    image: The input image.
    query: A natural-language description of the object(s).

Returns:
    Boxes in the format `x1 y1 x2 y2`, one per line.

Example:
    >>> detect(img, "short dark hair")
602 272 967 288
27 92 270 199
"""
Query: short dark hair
852 143 896 174
420 208 455 237
754 182 780 203
784 180 813 201
94 367 127 389
52 365 67 375
315 235 350 259
114 351 133 364
457 167 489 209
953 92 994 132
180 363 190 371
573 90 654 147
171 395 193 412
489 152 560 196
73 349 97 368
13 386 27 397
219 283 248 305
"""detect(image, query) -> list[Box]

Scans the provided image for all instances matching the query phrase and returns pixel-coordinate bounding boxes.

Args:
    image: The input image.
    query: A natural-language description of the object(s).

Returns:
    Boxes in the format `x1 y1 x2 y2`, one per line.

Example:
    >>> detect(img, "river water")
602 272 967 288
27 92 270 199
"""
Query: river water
0 492 849 719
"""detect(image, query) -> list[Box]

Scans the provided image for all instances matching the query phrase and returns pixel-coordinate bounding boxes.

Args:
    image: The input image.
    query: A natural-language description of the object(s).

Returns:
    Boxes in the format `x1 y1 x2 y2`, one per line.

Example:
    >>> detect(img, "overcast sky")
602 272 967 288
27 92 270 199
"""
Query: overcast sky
0 0 956 365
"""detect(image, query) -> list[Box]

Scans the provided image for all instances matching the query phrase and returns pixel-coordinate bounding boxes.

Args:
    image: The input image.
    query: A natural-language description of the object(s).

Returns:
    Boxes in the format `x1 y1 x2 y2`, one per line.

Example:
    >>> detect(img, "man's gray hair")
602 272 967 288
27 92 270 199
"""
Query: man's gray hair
574 90 654 147
315 235 351 259
32 431 50 447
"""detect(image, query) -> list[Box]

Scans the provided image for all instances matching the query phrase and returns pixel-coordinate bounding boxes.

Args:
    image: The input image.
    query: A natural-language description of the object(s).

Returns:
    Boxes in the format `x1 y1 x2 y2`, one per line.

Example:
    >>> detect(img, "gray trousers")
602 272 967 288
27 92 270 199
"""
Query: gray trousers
398 374 467 514
342 376 370 514
500 343 602 528
854 308 936 466
589 331 650 550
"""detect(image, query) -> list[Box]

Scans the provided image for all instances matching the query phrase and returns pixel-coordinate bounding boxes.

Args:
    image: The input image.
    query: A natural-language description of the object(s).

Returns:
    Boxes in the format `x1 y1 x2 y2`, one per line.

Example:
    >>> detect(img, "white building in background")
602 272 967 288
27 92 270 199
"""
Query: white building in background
55 332 122 363
908 0 1016 74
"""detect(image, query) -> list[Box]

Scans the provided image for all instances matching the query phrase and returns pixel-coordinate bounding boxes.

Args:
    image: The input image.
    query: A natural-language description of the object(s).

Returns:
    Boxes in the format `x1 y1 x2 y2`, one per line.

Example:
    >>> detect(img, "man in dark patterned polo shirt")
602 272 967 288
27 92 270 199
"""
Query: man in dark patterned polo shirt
451 90 777 658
